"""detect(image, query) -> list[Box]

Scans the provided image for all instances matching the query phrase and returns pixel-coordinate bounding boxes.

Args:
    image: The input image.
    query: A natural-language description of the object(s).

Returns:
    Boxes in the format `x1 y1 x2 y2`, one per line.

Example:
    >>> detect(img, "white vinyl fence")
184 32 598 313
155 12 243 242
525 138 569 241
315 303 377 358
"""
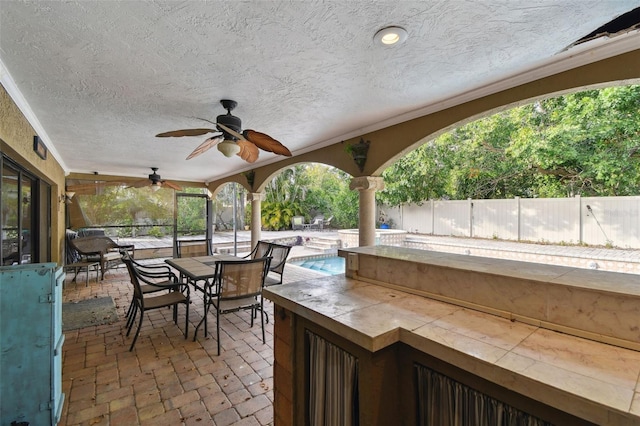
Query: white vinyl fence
382 196 640 249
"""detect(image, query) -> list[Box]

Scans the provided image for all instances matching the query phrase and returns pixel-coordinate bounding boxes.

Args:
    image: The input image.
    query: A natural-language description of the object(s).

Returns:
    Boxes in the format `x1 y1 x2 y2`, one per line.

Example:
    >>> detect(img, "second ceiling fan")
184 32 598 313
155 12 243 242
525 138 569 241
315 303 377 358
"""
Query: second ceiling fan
156 99 292 163
128 168 182 192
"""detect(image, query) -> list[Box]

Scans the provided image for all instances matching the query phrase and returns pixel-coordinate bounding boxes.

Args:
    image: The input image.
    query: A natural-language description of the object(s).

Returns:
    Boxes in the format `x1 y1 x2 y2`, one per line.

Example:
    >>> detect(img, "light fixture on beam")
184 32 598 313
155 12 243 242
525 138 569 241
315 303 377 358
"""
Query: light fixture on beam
60 191 75 204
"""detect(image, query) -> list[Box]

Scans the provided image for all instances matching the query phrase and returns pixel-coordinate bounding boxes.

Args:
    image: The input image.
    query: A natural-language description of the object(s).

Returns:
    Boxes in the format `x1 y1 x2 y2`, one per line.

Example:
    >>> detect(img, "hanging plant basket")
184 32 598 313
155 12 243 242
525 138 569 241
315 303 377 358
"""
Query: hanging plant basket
346 138 370 172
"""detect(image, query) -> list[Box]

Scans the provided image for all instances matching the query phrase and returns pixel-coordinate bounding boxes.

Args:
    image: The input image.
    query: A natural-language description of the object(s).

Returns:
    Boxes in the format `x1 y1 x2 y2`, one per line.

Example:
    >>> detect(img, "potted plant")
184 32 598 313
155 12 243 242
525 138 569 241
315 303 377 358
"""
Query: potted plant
346 138 370 172
378 210 391 229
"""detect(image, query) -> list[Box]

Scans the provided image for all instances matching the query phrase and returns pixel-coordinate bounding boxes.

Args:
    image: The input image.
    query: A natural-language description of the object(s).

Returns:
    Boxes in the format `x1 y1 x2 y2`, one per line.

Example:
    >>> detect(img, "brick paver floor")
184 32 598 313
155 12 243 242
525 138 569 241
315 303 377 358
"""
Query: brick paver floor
60 261 325 425
61 234 637 425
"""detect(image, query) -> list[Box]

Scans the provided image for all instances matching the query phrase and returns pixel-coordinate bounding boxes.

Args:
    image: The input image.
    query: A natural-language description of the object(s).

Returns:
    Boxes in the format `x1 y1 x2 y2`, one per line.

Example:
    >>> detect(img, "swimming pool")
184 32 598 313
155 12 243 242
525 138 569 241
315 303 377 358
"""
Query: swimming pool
290 256 345 275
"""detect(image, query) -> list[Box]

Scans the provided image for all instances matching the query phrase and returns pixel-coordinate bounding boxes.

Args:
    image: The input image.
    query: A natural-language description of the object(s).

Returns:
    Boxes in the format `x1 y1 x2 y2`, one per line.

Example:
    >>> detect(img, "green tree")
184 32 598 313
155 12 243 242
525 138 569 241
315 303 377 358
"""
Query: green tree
260 163 358 230
261 166 307 230
379 85 640 205
76 184 176 236
302 164 358 228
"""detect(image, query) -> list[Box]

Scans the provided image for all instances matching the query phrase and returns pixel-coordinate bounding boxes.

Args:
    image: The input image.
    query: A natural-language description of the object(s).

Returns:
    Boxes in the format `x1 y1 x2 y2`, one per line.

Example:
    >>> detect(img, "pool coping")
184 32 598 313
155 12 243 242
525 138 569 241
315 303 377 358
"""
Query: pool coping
289 253 345 275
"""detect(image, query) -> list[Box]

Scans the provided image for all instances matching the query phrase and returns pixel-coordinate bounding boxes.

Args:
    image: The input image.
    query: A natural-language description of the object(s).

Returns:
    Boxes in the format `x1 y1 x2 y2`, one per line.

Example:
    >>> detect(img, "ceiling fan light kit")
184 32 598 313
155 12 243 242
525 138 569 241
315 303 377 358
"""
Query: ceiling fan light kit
217 140 241 157
148 168 164 191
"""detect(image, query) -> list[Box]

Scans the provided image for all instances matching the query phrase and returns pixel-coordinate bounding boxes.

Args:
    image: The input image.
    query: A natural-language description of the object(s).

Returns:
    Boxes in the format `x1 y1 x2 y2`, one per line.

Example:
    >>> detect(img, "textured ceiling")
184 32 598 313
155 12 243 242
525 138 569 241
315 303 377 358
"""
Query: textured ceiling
0 1 638 183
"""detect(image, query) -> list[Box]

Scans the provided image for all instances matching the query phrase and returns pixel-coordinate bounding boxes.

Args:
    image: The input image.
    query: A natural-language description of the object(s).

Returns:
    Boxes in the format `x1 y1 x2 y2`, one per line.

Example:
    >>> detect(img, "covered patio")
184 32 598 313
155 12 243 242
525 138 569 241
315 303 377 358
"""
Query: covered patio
2 2 640 425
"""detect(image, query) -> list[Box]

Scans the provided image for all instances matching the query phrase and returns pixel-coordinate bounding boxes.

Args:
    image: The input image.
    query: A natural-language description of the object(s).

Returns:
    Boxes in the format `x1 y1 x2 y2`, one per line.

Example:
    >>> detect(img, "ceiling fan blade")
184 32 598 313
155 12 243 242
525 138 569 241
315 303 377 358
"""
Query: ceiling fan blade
237 140 259 163
66 182 123 192
186 135 224 160
69 188 98 196
216 122 246 141
243 129 292 156
127 179 151 188
162 181 183 191
156 128 218 137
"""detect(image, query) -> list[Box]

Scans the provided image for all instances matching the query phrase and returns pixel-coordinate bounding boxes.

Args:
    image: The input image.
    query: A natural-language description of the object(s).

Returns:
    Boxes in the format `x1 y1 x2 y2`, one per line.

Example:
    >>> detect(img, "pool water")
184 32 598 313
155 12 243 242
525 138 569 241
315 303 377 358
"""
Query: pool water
290 256 345 275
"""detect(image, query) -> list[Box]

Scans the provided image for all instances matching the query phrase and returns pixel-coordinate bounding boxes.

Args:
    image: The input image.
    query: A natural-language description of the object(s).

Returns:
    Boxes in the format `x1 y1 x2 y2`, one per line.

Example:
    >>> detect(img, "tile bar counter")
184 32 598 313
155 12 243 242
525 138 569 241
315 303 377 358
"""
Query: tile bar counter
263 246 640 425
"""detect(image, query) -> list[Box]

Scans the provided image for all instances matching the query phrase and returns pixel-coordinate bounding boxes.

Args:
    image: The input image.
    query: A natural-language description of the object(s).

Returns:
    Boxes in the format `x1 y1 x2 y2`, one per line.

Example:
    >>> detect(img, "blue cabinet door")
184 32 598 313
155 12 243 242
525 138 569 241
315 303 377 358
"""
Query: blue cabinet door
52 267 65 425
0 263 64 425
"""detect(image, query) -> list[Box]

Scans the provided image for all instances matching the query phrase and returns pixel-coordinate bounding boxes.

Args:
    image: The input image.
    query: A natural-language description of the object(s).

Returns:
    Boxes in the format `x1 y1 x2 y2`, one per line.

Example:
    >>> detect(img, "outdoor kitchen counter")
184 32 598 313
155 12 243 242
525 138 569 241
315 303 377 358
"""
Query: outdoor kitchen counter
264 246 640 425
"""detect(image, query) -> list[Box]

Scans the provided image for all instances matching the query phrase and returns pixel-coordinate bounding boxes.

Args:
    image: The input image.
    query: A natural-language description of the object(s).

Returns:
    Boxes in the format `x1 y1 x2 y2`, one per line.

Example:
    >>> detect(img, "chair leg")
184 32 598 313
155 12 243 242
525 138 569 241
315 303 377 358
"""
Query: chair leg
260 299 265 344
84 265 89 287
203 292 212 338
193 317 204 342
254 302 269 324
184 301 189 339
193 293 210 341
216 309 221 356
126 305 137 335
129 309 144 351
125 299 135 321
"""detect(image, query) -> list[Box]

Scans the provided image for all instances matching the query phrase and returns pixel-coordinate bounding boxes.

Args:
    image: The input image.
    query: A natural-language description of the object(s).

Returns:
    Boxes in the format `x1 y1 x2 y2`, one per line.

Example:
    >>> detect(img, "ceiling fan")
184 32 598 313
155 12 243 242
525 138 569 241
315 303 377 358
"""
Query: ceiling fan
156 99 292 163
128 168 182 192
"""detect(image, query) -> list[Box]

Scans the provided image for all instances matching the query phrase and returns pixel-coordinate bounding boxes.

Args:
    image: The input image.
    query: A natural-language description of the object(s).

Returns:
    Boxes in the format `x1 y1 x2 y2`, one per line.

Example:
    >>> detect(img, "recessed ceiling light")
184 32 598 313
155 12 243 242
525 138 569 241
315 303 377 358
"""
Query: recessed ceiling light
374 26 408 46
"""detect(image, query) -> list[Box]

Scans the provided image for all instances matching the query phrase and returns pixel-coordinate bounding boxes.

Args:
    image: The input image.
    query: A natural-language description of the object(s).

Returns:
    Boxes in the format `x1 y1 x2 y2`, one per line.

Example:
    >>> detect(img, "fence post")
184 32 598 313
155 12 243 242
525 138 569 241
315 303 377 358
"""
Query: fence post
469 198 474 238
577 195 583 245
430 199 435 235
516 196 521 241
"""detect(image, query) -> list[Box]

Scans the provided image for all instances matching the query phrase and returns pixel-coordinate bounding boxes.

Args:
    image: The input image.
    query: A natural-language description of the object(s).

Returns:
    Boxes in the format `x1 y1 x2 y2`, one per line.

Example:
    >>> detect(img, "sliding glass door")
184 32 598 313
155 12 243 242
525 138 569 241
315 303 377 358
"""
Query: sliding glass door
1 156 39 265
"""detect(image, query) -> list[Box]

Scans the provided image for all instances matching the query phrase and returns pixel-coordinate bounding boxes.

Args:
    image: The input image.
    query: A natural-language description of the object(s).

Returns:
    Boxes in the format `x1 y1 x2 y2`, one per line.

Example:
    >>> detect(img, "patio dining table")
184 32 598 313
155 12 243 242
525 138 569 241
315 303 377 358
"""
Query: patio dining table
165 254 241 338
166 253 240 291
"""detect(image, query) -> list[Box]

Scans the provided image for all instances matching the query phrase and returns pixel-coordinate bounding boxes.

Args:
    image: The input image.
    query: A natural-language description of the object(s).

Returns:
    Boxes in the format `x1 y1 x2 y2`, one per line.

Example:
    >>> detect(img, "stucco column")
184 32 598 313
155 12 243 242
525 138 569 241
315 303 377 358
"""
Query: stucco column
349 176 384 247
250 192 264 249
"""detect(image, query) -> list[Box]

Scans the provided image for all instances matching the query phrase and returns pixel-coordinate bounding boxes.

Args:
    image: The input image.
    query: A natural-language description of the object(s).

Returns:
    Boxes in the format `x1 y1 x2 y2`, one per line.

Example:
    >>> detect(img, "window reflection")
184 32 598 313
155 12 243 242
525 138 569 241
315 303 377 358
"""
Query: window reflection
1 165 19 264
1 159 36 265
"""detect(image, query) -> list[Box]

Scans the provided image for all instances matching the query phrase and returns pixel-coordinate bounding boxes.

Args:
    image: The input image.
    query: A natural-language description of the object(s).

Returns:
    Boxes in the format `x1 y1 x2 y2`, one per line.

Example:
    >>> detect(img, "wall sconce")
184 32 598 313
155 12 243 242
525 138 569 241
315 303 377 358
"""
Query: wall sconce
346 138 371 172
60 191 75 204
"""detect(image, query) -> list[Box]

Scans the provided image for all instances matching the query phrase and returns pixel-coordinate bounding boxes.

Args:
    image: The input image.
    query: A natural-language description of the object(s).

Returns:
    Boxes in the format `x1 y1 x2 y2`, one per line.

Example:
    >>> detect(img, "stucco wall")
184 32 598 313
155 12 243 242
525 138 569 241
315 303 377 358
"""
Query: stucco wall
0 83 66 264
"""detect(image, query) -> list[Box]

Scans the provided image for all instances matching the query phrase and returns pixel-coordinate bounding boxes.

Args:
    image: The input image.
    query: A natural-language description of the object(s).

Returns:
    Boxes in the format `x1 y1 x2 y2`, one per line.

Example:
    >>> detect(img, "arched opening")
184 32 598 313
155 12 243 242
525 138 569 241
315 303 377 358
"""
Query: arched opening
375 83 640 250
257 163 357 231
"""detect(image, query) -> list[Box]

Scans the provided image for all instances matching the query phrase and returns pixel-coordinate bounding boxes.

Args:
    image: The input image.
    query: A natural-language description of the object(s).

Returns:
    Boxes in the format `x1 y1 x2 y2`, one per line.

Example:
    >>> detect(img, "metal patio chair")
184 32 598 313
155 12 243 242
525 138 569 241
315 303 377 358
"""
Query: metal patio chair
123 256 190 351
195 256 271 355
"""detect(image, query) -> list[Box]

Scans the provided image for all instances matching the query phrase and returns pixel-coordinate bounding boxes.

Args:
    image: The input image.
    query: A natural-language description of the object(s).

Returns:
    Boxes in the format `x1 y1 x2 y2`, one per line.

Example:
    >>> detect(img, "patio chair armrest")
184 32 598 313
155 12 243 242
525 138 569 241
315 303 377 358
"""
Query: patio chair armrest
136 263 172 274
136 269 180 286
270 258 287 270
116 244 135 256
